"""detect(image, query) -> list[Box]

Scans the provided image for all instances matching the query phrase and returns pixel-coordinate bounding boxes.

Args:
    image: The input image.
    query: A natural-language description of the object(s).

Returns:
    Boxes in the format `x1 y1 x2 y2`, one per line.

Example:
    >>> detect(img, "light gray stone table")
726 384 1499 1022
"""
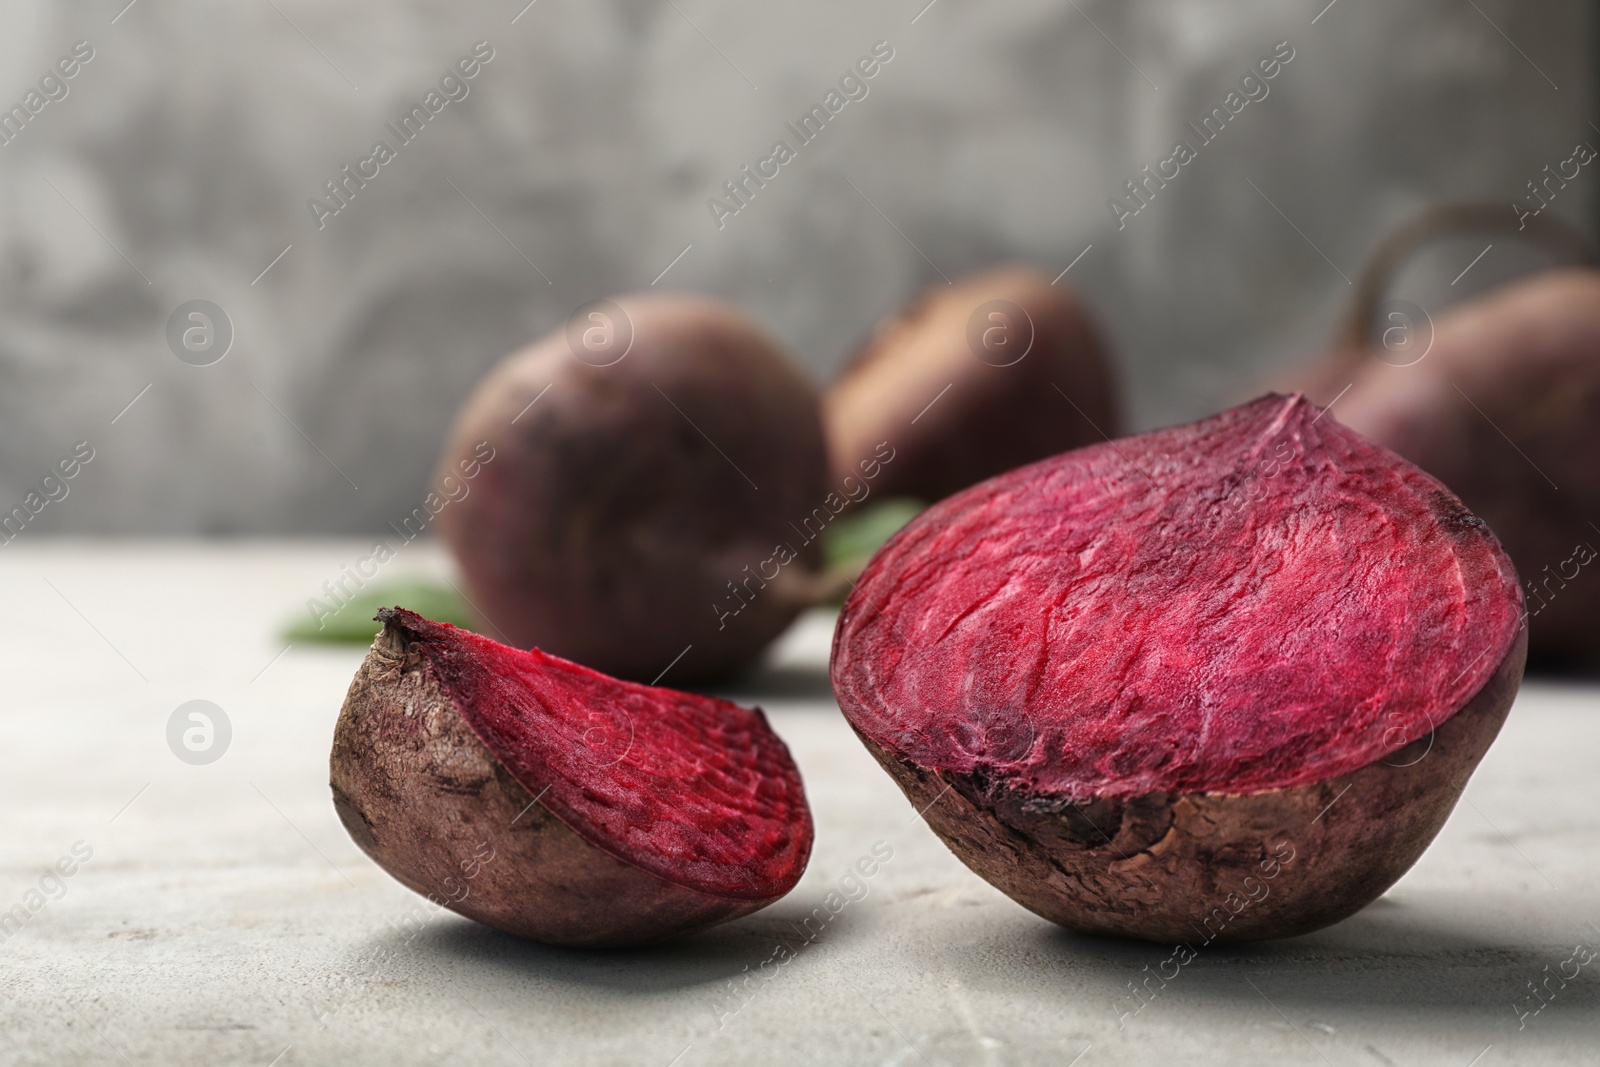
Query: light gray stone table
1 541 1596 1065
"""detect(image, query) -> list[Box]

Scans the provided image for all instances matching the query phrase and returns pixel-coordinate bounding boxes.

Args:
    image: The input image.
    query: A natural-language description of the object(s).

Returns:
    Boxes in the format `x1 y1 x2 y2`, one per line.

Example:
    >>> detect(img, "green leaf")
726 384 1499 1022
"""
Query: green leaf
282 579 478 644
823 497 926 568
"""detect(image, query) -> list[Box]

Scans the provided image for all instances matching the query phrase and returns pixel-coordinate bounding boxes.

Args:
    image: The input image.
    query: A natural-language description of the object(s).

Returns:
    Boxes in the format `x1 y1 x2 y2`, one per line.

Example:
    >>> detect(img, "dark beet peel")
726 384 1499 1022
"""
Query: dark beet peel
436 293 831 684
332 609 813 947
831 394 1525 942
824 266 1119 505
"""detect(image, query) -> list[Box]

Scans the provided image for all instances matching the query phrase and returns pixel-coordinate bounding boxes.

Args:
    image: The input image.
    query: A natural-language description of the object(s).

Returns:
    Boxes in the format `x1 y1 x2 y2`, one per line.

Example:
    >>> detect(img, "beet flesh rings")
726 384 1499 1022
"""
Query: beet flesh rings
832 394 1525 942
332 609 812 946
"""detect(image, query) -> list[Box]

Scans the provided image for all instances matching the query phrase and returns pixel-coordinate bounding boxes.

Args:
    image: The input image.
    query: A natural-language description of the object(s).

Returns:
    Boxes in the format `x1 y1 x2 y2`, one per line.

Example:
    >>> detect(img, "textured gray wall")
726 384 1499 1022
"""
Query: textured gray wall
0 0 1593 534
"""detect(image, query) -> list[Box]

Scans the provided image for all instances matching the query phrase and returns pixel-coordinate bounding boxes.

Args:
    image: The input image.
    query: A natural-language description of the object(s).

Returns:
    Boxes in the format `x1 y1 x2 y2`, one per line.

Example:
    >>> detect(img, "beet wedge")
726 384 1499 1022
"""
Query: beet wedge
332 608 813 947
831 393 1525 942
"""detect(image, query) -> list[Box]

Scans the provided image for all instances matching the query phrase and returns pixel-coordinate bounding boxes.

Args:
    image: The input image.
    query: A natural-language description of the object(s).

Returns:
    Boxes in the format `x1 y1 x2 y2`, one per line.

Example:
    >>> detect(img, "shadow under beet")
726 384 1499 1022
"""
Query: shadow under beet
1030 893 1600 1023
397 896 868 995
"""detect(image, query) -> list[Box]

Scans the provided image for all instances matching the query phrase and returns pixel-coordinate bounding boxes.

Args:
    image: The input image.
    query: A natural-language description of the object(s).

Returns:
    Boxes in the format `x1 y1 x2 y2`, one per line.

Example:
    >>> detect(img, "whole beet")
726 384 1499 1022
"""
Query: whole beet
823 267 1119 505
436 294 830 683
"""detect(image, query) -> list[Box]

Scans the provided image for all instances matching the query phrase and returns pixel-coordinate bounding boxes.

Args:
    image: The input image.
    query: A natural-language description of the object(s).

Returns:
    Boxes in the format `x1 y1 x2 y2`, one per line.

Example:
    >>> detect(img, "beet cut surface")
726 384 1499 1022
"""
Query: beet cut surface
332 608 812 946
832 394 1525 941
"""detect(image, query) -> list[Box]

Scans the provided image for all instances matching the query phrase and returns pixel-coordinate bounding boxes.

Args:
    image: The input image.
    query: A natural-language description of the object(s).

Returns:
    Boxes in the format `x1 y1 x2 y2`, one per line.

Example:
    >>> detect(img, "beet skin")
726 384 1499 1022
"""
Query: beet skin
824 267 1119 505
436 293 830 683
332 609 813 947
831 394 1525 942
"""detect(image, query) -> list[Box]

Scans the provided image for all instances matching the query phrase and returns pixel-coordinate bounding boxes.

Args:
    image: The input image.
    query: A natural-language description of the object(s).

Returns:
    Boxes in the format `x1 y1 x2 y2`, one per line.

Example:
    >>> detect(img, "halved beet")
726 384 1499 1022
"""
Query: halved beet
331 608 813 947
831 394 1525 942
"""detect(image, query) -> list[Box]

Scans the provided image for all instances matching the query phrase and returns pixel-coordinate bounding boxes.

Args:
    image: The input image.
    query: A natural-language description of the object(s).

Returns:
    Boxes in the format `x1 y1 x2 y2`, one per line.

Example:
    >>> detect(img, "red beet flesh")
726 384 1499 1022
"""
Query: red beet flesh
832 394 1525 941
1276 268 1600 669
332 609 813 945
